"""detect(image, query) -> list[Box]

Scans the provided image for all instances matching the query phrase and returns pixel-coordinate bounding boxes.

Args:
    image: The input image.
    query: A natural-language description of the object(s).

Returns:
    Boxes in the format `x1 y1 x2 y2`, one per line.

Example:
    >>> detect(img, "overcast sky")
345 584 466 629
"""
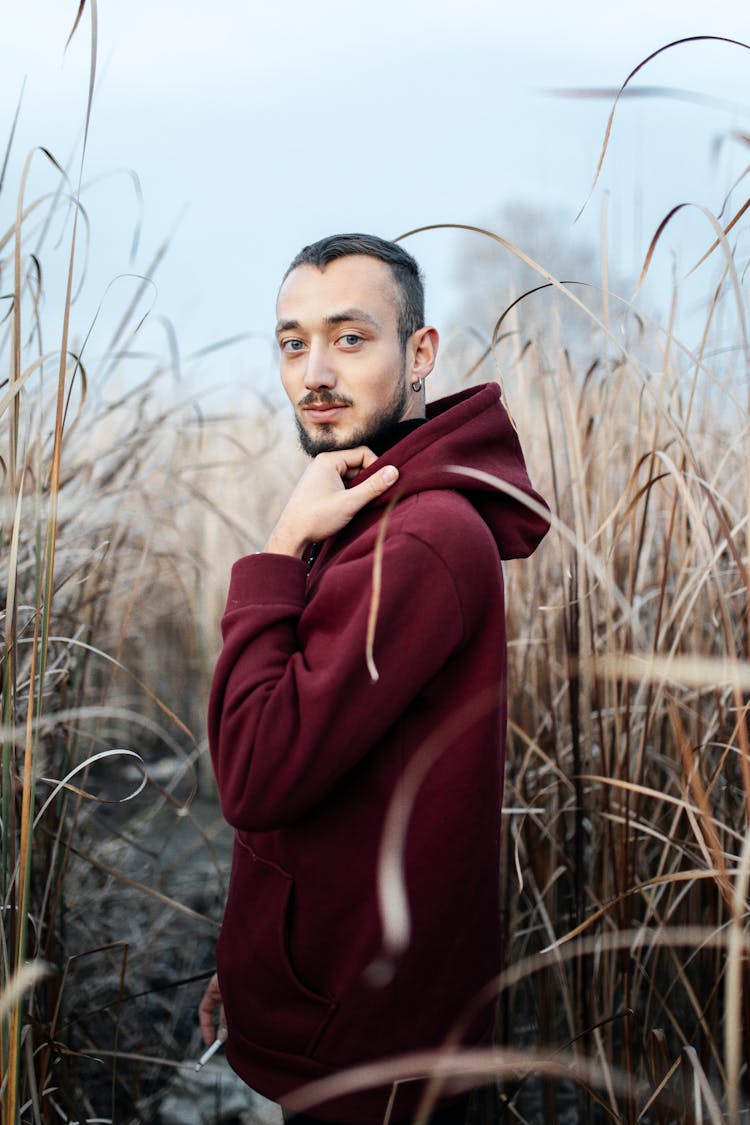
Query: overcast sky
3 1 749 401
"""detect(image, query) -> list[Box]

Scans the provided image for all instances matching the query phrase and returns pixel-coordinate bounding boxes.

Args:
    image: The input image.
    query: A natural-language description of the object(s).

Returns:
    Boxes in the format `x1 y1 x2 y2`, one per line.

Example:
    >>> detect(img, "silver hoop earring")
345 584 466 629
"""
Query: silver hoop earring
411 378 423 392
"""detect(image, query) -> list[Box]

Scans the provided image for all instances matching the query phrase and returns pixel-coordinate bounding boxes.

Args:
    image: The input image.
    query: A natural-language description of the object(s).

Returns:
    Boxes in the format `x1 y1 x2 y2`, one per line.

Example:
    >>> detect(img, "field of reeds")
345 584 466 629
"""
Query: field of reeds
2 13 750 1125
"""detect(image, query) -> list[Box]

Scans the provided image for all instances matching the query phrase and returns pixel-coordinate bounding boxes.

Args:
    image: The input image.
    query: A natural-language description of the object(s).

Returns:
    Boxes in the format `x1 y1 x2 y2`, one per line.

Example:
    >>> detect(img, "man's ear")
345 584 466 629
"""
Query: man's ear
408 326 439 385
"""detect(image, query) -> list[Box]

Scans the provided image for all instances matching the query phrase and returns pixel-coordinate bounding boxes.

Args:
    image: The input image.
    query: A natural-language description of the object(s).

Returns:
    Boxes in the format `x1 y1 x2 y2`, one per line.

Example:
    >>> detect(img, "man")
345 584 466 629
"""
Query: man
199 234 549 1124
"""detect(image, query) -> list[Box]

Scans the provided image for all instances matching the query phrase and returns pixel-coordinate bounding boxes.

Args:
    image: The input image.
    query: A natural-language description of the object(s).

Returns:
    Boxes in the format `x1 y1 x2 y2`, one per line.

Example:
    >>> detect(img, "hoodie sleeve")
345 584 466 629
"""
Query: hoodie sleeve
207 521 486 831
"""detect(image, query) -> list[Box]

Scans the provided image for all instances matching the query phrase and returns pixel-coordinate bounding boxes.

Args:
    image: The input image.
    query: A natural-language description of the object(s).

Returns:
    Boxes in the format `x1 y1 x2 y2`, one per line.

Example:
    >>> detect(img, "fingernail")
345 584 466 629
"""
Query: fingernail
382 466 398 484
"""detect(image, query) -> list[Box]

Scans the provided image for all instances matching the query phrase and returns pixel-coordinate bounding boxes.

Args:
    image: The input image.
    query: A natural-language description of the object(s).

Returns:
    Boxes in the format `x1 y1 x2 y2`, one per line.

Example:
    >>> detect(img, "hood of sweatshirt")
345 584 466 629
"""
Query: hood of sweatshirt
357 382 550 560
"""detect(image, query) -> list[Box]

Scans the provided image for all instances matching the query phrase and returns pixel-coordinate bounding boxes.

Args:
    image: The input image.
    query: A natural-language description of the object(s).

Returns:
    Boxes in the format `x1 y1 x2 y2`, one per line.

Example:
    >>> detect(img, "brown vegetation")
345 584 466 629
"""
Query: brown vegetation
2 16 750 1125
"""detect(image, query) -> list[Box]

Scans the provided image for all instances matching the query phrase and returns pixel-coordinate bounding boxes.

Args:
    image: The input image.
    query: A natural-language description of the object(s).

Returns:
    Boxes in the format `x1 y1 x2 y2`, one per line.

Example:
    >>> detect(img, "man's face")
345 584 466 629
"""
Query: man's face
275 255 418 456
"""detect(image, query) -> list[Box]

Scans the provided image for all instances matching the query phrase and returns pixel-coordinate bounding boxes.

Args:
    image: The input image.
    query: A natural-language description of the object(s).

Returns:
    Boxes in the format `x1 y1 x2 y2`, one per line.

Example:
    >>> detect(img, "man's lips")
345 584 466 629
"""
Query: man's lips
302 403 350 422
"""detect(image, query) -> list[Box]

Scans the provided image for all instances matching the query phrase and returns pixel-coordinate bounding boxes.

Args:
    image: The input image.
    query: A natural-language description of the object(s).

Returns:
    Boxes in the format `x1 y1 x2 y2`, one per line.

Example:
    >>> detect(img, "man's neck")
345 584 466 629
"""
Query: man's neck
367 416 428 458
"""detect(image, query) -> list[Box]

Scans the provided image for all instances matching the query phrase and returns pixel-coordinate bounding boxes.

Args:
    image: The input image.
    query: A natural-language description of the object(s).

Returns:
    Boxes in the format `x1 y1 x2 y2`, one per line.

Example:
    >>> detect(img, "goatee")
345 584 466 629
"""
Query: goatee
295 374 409 458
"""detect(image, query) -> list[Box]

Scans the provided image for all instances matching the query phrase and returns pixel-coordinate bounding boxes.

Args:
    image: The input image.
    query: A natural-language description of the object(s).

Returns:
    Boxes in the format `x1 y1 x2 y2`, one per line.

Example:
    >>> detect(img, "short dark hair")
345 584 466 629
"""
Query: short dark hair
282 233 425 351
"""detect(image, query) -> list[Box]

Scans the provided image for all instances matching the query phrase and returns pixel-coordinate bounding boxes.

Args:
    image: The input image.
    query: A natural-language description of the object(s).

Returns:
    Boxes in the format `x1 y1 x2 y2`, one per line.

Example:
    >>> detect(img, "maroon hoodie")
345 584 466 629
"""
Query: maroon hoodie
208 383 549 1123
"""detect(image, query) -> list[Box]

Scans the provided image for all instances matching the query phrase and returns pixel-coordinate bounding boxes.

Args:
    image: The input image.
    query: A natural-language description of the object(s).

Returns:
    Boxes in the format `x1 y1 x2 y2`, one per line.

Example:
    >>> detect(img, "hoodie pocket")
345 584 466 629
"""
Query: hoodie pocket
217 836 337 1058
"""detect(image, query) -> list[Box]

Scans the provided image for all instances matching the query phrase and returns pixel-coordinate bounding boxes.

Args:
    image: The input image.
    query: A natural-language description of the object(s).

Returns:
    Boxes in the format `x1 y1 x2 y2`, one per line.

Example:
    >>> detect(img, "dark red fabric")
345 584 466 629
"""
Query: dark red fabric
208 383 549 1123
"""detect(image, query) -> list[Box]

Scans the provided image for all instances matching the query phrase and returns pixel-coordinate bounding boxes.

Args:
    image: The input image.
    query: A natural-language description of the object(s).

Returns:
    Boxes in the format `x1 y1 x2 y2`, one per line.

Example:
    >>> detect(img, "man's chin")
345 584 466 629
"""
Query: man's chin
295 401 408 457
297 423 353 457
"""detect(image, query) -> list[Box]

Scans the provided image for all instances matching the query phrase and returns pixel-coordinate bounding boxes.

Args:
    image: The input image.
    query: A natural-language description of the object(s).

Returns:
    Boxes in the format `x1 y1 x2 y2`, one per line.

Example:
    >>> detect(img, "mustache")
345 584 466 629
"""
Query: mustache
298 390 354 408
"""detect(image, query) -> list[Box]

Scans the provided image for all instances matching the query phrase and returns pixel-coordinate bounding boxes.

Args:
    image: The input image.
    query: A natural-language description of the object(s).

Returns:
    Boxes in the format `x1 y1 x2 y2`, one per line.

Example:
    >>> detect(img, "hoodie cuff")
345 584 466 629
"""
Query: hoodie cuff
227 553 307 609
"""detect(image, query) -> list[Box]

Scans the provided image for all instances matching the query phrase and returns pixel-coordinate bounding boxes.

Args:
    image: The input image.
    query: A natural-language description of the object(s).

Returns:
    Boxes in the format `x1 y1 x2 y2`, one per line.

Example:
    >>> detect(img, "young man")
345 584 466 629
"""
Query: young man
199 234 549 1124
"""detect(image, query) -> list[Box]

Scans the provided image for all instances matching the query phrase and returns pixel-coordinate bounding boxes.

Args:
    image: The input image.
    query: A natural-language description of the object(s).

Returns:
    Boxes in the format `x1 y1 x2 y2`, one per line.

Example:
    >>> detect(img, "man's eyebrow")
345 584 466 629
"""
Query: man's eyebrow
324 309 381 329
275 310 381 336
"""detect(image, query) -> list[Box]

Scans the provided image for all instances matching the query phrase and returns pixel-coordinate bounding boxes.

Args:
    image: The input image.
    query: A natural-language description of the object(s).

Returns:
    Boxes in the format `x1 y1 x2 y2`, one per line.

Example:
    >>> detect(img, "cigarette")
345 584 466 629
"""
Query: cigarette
195 1037 224 1071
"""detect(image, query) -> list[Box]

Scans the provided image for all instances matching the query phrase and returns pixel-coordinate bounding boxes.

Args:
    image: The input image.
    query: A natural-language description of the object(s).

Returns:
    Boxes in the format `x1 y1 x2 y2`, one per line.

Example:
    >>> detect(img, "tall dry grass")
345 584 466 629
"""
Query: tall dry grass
181 187 750 1123
0 6 242 1121
493 247 750 1121
2 15 750 1125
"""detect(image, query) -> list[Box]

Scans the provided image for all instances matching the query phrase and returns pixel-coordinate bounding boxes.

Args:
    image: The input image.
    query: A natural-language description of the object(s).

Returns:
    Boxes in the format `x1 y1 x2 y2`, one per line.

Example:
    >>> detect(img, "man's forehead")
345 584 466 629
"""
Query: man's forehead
276 255 400 319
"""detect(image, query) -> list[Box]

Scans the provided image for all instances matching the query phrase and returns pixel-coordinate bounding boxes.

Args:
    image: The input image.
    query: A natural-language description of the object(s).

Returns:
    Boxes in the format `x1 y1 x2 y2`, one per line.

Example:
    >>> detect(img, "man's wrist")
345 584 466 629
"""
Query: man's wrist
263 526 311 559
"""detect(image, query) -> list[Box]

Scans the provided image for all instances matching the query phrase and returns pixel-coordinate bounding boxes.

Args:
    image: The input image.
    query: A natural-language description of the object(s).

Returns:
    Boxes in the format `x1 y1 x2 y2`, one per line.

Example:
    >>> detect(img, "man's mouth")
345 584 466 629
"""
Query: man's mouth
300 396 352 423
304 405 348 423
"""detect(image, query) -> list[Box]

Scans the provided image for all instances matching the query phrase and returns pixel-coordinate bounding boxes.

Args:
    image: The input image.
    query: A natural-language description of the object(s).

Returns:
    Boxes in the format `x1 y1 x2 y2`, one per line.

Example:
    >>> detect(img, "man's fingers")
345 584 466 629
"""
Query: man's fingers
199 1008 215 1046
356 446 380 469
346 465 399 512
198 972 225 1046
330 446 377 477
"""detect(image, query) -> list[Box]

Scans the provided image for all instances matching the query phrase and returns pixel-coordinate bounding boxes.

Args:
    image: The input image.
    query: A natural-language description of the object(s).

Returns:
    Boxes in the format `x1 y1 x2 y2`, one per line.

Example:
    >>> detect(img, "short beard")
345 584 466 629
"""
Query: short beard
295 366 409 458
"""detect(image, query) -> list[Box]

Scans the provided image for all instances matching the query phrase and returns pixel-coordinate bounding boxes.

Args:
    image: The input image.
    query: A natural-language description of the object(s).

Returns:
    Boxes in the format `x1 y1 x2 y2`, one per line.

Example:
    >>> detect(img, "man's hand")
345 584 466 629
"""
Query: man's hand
198 972 228 1046
264 447 399 558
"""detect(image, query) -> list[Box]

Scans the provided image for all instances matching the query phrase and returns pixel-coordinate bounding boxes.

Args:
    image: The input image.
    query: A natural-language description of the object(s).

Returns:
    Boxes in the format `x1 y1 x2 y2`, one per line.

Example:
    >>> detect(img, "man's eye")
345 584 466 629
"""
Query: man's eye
339 333 363 347
281 339 304 353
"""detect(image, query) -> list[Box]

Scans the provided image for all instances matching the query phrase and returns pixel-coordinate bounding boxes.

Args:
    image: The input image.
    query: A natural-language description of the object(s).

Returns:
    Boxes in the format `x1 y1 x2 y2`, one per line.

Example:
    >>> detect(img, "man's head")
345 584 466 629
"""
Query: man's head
276 234 438 457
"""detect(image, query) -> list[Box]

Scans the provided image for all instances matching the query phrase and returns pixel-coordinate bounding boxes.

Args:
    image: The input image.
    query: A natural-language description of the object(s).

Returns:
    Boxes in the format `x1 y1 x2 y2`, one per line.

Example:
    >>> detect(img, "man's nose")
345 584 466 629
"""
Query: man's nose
303 341 336 390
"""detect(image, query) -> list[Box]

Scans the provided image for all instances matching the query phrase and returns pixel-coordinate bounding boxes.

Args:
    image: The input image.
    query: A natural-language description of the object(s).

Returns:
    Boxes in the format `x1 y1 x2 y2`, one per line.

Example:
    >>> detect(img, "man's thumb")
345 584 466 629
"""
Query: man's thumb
350 464 399 510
